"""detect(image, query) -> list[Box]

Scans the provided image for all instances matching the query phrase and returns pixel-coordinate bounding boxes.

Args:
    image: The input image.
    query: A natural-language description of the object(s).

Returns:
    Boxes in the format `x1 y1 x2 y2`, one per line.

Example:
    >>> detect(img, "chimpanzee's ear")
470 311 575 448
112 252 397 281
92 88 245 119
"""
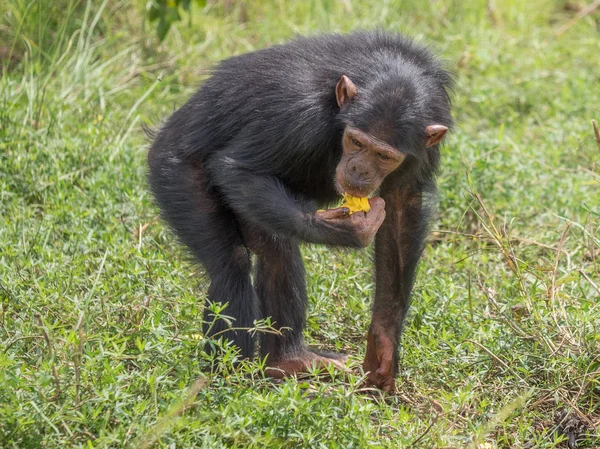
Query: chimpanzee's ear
336 75 358 108
424 125 448 148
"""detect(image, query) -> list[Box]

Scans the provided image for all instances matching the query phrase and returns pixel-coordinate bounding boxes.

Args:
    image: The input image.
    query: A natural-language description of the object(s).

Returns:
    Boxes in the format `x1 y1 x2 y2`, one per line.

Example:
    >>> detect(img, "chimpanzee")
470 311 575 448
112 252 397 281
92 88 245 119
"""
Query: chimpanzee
148 31 453 392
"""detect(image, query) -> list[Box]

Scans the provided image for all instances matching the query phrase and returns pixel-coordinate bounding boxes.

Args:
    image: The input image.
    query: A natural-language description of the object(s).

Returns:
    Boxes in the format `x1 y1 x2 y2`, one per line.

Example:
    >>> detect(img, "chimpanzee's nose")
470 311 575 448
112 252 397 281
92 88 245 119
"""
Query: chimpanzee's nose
349 162 373 179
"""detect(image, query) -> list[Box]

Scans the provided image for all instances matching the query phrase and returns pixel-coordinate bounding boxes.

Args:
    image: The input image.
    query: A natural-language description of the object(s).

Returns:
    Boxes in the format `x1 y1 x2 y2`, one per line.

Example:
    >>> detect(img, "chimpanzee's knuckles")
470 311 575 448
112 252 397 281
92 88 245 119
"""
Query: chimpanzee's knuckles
368 197 386 211
373 198 386 213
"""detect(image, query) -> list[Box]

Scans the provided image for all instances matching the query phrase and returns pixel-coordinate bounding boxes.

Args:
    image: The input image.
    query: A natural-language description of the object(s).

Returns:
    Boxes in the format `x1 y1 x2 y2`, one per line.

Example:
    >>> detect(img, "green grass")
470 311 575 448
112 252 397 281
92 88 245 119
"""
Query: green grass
1 0 599 448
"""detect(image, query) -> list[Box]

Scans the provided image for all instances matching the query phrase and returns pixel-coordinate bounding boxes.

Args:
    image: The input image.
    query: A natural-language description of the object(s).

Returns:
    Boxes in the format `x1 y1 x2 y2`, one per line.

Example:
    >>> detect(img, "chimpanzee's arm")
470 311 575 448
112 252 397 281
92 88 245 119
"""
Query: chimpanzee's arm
363 178 432 392
207 151 362 247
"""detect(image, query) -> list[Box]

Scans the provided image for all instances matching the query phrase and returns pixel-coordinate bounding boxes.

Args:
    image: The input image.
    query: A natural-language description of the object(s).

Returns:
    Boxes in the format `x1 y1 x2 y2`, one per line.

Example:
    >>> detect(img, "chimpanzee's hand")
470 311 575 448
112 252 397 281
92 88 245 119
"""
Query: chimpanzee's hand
363 325 395 393
315 197 386 248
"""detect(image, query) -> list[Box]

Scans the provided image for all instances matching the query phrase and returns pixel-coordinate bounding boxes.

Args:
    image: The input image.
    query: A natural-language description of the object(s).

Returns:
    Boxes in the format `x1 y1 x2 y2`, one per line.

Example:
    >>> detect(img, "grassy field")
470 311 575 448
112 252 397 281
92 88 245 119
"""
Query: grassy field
1 0 599 448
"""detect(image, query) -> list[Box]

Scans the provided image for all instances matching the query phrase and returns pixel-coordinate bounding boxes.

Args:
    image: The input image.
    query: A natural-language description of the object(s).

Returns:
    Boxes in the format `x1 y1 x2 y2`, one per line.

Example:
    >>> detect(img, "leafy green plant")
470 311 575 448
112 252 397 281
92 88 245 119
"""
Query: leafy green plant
146 0 207 41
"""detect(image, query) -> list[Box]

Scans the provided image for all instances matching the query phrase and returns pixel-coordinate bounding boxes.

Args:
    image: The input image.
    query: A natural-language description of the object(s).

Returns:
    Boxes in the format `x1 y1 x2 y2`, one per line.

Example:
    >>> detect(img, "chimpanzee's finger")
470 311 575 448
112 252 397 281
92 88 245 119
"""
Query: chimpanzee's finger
316 207 351 220
374 208 386 230
368 197 386 212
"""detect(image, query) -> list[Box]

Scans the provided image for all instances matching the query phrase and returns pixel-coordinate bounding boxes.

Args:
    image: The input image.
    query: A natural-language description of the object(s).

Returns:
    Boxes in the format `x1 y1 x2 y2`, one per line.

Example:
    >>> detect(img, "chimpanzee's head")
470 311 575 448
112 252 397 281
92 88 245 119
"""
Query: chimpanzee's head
334 74 450 197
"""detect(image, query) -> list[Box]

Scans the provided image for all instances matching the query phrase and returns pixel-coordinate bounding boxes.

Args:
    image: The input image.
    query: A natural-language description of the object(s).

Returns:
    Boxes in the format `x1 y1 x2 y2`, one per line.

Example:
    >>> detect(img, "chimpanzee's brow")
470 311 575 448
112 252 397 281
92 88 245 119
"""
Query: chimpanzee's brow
346 128 400 153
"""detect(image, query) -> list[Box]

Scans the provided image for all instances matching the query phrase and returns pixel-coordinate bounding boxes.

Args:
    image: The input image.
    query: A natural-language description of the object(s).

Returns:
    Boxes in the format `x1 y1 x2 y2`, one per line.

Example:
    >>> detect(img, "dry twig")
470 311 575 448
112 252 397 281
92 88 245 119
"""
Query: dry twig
556 0 600 36
592 119 600 153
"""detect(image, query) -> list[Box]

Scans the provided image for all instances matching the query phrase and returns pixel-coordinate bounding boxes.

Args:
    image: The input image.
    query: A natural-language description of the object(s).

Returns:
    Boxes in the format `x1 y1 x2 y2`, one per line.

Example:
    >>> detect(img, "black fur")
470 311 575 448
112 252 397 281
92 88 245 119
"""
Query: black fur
148 31 453 369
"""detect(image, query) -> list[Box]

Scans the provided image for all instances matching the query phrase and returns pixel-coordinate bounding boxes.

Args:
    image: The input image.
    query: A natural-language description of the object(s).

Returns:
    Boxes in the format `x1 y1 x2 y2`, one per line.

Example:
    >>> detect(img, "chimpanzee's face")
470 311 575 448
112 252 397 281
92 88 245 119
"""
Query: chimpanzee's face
335 127 405 197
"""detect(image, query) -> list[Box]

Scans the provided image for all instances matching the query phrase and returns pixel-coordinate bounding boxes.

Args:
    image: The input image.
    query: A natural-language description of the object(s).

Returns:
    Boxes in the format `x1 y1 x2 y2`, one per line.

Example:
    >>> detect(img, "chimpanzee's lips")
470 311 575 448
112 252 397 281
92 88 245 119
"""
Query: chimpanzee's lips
338 180 374 198
343 188 368 198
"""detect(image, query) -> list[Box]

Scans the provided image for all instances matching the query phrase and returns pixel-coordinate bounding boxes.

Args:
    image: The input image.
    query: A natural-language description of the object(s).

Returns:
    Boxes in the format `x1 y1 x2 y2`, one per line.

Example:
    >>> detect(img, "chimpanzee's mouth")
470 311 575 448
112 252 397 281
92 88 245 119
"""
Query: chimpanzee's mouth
336 178 375 198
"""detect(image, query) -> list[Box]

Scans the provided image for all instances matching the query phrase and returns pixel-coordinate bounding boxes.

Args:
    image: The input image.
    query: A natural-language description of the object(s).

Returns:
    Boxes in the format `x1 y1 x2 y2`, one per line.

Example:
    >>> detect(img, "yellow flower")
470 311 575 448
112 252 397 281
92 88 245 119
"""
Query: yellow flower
341 194 370 214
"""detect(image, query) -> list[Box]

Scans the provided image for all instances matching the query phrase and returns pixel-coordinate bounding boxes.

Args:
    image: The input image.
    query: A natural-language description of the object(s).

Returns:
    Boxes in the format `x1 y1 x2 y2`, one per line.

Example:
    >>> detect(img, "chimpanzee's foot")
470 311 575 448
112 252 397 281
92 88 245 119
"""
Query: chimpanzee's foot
362 326 396 393
265 349 349 378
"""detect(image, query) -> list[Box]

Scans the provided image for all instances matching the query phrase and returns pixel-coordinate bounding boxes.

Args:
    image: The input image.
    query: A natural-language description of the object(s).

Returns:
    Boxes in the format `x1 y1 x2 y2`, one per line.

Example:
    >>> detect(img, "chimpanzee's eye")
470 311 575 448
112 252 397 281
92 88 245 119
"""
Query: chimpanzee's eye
378 153 391 161
351 137 362 148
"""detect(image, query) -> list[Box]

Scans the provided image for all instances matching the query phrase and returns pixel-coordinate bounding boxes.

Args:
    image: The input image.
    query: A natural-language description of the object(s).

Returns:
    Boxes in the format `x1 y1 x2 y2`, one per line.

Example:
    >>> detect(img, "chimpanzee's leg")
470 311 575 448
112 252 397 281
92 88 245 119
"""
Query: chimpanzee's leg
148 152 258 358
363 179 432 392
251 234 347 376
254 236 306 358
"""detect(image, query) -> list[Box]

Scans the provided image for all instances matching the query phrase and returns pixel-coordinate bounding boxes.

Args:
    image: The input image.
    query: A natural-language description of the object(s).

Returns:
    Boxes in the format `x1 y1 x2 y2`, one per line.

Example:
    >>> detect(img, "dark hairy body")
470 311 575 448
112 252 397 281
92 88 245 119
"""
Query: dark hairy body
148 31 453 392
